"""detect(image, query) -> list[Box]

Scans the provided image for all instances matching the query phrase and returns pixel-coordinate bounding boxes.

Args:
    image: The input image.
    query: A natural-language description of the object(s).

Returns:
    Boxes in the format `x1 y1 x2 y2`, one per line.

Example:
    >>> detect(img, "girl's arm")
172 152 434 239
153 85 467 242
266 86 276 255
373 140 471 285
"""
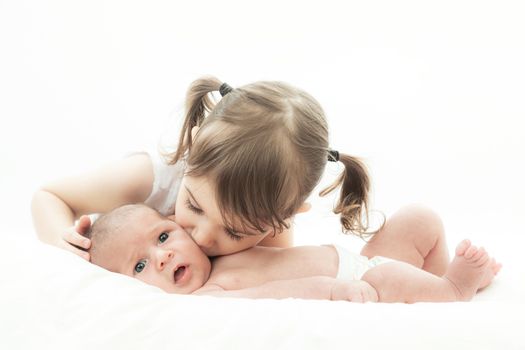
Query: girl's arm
193 277 377 302
31 154 154 252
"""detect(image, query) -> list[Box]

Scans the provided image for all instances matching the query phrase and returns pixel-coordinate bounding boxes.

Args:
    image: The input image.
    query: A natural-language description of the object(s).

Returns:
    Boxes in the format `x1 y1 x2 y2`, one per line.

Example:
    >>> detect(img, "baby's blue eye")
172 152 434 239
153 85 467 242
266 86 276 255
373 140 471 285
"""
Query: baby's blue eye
159 232 169 243
134 260 146 274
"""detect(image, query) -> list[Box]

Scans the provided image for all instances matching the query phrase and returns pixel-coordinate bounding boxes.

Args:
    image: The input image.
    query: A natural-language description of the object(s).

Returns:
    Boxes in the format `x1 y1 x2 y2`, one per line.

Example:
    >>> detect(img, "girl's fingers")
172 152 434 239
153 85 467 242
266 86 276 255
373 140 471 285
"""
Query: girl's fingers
74 247 90 261
64 228 91 249
76 215 92 234
59 240 90 261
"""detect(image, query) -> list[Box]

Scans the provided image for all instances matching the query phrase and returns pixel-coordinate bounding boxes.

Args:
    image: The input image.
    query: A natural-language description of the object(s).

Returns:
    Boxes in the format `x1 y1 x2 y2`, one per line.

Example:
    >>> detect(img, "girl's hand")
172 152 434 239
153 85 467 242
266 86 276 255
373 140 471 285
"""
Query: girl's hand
59 215 92 261
330 280 379 303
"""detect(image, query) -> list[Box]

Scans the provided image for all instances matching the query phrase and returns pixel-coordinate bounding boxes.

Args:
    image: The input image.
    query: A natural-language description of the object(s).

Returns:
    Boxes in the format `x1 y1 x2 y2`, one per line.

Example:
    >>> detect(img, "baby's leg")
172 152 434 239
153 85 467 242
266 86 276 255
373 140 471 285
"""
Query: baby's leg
361 205 449 276
361 240 493 303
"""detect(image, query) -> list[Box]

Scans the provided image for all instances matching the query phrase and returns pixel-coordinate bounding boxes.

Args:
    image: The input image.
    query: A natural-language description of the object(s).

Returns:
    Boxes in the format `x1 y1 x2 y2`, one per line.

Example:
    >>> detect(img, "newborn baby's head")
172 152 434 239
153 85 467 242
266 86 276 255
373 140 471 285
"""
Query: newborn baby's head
86 204 211 294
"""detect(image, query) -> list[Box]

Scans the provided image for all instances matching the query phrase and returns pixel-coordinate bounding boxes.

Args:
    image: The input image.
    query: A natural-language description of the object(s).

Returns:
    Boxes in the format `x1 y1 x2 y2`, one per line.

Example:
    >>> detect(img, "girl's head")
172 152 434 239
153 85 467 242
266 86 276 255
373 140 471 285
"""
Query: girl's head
169 76 373 256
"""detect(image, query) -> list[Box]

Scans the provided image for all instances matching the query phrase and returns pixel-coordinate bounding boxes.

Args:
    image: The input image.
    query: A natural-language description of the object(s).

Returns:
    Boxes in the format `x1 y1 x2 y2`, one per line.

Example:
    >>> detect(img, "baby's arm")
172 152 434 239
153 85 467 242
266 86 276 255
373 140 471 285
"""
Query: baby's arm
193 277 378 302
31 154 154 256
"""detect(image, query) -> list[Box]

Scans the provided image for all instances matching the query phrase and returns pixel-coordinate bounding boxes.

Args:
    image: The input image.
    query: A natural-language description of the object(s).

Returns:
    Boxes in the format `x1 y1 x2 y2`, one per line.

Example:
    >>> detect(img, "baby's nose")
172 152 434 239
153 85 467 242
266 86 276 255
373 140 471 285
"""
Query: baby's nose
156 249 174 270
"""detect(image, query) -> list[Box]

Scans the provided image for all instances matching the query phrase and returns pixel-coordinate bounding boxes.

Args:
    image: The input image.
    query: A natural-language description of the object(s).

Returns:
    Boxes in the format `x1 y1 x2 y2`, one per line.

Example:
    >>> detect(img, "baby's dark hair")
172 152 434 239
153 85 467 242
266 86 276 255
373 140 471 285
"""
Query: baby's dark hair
169 76 379 237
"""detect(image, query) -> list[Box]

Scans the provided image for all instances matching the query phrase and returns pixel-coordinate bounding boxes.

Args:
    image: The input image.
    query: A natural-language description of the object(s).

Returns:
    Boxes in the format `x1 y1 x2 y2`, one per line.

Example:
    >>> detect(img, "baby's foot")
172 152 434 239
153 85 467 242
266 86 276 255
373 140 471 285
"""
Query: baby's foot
478 257 502 290
443 239 490 301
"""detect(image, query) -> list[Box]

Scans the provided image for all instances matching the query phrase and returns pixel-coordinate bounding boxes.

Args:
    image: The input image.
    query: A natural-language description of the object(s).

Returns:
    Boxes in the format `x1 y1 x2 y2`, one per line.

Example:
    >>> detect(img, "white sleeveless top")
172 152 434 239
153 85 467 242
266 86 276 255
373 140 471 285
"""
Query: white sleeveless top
143 153 186 216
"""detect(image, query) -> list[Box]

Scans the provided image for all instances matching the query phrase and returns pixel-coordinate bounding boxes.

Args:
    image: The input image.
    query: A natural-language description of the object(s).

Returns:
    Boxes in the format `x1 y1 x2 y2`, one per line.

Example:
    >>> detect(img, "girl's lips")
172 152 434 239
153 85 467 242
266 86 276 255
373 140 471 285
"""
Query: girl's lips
173 265 190 284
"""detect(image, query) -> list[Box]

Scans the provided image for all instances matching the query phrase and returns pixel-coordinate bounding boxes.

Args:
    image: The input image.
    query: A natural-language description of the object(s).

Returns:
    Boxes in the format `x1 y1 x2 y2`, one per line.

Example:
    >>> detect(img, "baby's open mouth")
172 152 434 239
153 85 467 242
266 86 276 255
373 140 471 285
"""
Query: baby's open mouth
173 265 187 284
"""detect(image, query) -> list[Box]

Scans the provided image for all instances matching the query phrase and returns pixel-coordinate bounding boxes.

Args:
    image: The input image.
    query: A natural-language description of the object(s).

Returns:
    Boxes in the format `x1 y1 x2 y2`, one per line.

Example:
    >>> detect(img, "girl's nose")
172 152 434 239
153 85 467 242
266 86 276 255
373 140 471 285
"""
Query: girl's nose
191 228 215 251
155 249 174 270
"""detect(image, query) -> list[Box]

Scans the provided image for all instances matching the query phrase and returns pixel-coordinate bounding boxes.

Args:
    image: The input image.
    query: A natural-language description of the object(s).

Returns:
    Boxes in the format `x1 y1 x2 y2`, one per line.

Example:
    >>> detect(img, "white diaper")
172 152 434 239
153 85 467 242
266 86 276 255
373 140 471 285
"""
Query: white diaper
332 244 392 280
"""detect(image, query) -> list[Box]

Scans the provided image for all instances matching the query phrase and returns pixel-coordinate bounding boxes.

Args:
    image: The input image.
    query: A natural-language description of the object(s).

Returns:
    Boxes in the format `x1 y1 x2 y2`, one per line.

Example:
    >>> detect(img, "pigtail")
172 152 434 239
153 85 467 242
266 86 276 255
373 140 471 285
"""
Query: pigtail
320 153 374 238
170 76 223 164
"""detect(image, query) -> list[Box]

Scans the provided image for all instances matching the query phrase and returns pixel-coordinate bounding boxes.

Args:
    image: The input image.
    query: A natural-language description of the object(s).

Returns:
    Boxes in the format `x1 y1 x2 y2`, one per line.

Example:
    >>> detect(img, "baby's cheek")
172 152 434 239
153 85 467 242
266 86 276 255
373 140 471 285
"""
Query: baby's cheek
137 271 165 290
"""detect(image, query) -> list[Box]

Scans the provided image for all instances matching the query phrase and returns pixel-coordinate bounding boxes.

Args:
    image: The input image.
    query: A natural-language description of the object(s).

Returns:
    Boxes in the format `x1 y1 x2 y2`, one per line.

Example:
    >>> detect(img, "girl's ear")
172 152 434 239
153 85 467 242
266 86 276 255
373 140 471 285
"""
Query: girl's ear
296 202 312 214
191 126 200 140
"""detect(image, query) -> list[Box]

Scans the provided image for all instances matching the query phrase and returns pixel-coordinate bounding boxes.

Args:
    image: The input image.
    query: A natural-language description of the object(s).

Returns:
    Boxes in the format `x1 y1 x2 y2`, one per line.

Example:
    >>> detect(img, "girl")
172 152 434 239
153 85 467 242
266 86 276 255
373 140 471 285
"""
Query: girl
31 76 446 277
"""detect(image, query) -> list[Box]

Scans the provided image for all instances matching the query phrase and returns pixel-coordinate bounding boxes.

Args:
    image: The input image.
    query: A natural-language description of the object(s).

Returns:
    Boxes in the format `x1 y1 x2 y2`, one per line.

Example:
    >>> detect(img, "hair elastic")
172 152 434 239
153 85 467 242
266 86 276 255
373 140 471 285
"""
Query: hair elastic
328 149 339 162
219 82 233 97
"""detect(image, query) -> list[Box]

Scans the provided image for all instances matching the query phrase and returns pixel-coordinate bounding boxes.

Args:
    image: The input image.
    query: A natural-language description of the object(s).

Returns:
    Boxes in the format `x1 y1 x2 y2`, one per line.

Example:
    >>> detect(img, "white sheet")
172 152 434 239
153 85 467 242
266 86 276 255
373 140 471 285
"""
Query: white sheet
1 231 524 350
2 2 525 348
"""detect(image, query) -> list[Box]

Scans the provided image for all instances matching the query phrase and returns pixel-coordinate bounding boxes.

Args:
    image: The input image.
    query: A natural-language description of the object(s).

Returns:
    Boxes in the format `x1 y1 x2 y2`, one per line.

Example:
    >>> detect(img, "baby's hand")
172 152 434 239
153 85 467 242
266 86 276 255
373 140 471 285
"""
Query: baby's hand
59 215 91 261
330 280 378 303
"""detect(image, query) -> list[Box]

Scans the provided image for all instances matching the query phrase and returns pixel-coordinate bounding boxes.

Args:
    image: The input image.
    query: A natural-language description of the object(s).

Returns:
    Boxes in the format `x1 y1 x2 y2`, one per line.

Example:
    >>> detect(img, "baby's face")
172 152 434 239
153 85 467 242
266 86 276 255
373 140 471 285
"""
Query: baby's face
96 207 211 294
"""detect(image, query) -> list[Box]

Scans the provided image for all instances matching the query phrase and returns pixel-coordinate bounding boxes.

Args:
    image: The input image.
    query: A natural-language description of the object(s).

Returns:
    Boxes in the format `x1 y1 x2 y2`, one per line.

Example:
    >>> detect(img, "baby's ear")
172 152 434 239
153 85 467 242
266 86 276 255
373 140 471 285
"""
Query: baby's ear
295 202 312 214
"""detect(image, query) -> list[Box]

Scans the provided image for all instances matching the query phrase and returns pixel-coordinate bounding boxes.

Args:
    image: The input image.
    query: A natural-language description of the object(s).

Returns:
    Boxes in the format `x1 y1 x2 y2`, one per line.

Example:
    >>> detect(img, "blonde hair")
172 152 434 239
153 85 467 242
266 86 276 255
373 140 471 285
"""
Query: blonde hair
169 76 376 237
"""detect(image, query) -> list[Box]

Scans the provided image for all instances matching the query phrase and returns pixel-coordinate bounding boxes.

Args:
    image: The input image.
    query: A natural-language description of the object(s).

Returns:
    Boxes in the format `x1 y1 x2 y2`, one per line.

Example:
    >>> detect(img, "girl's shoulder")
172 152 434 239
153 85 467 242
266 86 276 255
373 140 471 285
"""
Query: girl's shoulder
126 151 185 182
135 151 185 216
147 152 186 186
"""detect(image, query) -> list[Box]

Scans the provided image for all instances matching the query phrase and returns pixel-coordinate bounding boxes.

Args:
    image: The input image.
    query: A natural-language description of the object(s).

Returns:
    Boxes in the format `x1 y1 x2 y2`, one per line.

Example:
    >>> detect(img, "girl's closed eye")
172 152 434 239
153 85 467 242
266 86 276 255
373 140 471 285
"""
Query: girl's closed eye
185 195 243 241
225 227 244 241
185 199 203 214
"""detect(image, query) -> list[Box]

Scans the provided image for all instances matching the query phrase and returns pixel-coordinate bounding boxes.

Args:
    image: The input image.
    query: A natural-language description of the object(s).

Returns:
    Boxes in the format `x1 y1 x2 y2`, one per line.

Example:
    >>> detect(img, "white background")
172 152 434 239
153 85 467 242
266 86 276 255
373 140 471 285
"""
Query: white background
1 1 524 263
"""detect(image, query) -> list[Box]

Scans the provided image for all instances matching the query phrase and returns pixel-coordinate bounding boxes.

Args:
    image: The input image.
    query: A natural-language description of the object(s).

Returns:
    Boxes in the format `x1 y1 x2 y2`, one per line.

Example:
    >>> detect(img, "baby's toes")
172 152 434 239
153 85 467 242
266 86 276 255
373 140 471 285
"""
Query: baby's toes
464 244 479 259
455 239 472 256
472 247 489 266
492 259 503 275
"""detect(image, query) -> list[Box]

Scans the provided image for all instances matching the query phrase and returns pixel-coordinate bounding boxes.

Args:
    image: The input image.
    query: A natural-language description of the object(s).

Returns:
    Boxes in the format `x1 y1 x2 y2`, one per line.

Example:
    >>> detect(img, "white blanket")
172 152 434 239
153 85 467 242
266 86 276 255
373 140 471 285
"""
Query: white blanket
2 1 525 349
1 231 524 350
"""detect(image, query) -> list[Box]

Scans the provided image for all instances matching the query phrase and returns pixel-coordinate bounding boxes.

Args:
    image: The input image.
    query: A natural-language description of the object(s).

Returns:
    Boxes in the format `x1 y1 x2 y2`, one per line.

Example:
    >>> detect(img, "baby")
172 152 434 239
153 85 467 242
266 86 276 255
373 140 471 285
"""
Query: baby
86 204 498 302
